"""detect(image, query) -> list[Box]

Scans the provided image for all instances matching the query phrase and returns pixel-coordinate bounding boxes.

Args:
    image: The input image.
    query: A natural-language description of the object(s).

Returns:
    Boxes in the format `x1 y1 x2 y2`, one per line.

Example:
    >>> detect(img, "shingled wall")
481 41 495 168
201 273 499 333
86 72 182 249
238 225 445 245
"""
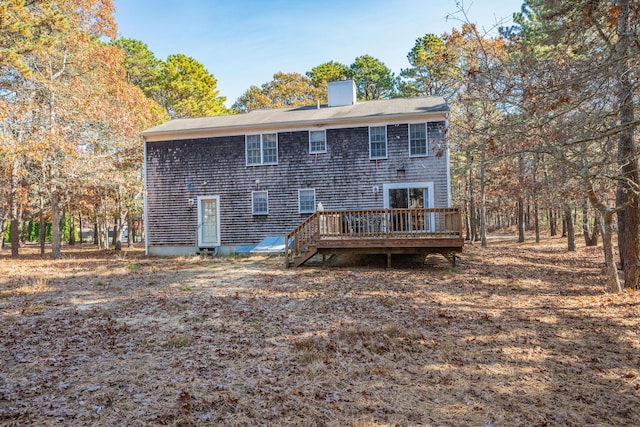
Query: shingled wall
145 122 449 254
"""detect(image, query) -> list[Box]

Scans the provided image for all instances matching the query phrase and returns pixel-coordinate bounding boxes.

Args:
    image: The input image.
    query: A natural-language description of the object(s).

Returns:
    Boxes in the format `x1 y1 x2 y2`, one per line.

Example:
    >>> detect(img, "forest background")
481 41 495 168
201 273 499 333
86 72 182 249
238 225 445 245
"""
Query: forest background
1 0 639 293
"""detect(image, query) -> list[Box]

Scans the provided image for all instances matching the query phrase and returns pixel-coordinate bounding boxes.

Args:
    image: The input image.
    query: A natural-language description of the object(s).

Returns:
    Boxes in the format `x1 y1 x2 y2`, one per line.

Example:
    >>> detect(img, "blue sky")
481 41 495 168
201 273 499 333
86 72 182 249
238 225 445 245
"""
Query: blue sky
113 0 524 107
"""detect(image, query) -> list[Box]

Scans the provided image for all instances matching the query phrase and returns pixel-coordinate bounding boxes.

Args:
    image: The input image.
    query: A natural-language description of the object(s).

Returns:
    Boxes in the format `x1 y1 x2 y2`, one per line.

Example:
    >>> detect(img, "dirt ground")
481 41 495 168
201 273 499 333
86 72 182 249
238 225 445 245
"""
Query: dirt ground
0 237 639 426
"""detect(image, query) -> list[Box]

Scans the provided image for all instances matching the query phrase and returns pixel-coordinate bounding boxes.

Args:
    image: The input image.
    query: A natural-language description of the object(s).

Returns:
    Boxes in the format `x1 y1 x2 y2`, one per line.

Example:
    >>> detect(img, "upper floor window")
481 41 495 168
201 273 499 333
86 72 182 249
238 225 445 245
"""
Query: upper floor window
409 123 428 156
369 126 387 159
246 133 278 166
252 191 268 215
409 121 447 157
309 130 326 154
298 189 316 214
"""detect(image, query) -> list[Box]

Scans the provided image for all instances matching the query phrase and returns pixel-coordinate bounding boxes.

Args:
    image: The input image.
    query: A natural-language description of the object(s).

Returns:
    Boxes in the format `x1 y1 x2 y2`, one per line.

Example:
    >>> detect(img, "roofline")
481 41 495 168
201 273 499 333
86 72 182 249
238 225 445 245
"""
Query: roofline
141 110 449 143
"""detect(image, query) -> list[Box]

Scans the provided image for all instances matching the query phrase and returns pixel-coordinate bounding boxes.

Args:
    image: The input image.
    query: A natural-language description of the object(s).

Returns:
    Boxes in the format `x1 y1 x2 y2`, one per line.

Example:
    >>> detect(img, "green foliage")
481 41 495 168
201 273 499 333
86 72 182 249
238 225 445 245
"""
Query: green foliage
399 34 460 99
114 39 227 119
306 61 349 102
0 1 67 77
232 72 321 113
348 55 397 100
163 53 227 118
112 38 164 101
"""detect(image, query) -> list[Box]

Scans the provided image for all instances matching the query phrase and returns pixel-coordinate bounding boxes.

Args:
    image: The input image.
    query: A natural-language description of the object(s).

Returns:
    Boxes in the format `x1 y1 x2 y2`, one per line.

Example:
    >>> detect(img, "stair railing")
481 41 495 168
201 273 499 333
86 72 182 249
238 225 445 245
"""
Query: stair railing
285 212 320 266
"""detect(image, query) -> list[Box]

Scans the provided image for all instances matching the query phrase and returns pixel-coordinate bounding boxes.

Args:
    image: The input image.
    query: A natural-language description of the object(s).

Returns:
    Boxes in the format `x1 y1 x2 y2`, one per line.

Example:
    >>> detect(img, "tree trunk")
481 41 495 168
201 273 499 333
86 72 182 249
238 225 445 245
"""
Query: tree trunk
479 160 487 247
10 158 19 258
20 217 27 246
549 209 557 237
534 199 540 244
114 220 122 251
564 203 576 252
131 213 137 244
10 219 19 258
615 0 640 290
68 214 75 246
79 214 83 245
601 213 622 293
517 197 525 243
127 210 133 248
0 214 6 249
468 168 477 244
51 189 61 259
588 188 622 292
583 204 600 247
517 155 525 243
464 201 471 241
39 206 46 255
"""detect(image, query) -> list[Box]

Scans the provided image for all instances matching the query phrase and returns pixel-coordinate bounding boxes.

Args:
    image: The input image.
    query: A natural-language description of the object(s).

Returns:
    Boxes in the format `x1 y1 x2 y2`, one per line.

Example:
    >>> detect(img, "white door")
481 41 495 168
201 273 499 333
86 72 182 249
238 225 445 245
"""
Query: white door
198 196 220 247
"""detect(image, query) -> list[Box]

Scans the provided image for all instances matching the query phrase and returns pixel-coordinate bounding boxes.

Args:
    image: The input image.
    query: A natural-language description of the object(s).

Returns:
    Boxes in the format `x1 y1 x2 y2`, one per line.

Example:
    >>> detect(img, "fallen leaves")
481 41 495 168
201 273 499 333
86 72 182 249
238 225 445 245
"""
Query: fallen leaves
0 240 639 425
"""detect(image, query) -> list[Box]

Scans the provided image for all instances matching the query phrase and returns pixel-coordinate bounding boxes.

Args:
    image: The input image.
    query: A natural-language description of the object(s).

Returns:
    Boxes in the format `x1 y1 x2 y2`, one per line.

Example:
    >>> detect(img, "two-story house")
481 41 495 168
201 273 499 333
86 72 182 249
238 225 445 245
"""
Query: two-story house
141 80 462 265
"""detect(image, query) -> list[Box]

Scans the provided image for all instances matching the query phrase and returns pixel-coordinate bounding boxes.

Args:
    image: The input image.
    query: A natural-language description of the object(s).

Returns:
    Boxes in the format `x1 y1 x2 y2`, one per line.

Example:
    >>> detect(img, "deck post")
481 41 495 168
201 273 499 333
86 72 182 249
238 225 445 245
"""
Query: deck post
387 252 392 268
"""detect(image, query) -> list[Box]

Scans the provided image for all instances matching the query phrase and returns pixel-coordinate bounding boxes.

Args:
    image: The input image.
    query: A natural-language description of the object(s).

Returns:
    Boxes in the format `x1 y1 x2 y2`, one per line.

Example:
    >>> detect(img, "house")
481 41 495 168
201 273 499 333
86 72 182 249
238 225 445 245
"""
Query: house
141 80 462 264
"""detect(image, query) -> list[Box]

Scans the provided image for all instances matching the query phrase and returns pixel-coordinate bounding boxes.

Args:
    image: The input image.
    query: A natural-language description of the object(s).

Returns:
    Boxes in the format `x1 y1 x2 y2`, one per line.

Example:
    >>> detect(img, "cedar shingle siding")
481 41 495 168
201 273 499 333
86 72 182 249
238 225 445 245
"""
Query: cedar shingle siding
145 122 449 252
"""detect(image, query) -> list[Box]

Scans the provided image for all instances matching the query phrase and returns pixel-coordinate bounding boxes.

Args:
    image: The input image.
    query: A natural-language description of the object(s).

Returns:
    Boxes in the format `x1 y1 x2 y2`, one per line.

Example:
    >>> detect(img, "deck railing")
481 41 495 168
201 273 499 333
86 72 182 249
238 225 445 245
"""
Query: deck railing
286 207 462 265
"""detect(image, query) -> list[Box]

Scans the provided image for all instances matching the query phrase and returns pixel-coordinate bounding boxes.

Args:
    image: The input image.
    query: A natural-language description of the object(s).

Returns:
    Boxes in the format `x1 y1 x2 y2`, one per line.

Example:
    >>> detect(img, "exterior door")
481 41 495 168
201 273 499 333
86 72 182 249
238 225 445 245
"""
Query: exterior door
198 196 220 247
384 183 434 232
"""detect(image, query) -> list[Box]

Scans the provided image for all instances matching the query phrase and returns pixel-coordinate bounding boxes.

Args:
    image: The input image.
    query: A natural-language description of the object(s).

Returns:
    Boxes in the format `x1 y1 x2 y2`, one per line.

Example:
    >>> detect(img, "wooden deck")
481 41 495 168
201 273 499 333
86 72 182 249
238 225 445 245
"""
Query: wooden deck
285 208 464 268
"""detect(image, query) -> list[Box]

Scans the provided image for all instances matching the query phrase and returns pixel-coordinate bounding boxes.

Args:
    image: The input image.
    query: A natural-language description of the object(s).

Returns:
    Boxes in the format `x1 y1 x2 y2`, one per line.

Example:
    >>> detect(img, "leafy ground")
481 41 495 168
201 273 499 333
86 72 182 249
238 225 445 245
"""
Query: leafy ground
0 237 639 426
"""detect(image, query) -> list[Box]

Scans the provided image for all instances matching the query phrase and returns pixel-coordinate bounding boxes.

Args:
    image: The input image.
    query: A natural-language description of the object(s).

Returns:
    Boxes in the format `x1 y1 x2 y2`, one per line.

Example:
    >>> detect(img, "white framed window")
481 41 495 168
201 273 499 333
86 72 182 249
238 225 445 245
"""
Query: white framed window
252 191 268 215
246 133 278 166
309 130 326 154
298 189 316 214
369 126 387 159
409 123 428 157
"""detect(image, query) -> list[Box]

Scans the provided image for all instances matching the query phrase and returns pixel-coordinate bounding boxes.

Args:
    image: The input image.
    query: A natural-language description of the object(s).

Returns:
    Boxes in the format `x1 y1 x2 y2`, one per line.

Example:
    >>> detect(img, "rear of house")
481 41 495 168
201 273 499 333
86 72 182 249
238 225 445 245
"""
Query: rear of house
141 81 452 256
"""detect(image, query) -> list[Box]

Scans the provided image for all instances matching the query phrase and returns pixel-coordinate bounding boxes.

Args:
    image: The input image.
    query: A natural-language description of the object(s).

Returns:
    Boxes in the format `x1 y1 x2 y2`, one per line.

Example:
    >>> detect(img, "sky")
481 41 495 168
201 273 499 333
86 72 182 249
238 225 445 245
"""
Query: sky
113 0 524 107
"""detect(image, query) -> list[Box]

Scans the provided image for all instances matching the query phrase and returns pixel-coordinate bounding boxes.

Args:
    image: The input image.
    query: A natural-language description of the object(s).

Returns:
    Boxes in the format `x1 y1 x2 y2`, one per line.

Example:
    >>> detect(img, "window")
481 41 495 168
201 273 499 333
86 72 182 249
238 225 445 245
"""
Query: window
369 126 387 159
409 123 427 156
252 191 268 215
309 130 326 154
246 133 278 165
298 189 316 214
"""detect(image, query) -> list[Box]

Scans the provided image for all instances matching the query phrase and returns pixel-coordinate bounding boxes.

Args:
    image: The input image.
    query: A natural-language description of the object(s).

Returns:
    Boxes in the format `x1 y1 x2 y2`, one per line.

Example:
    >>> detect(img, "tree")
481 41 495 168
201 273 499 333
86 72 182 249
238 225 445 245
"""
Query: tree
348 55 396 100
162 53 227 118
399 34 461 99
503 0 640 291
232 72 321 113
0 0 166 259
0 0 66 77
306 61 349 102
111 38 163 101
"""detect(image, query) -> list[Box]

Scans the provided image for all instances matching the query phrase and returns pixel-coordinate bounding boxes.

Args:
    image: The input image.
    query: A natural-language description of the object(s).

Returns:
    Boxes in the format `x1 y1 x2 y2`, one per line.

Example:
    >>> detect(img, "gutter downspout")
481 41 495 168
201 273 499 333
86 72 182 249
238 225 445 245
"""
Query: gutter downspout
143 136 149 256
